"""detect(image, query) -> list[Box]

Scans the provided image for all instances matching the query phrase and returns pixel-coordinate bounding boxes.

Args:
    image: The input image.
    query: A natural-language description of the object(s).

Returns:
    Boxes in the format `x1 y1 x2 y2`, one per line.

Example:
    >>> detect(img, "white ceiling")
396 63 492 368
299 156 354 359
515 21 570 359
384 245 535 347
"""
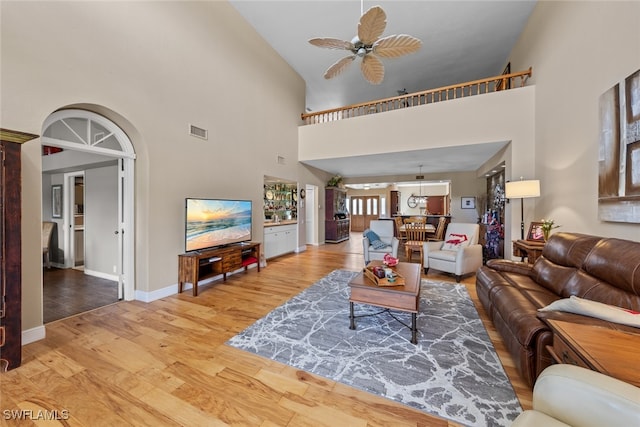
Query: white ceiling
229 0 537 181
303 140 510 177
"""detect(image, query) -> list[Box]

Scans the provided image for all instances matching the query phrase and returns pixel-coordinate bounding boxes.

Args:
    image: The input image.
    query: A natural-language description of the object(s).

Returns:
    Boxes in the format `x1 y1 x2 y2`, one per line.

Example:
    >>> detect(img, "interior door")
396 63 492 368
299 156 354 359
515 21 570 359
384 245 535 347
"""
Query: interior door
350 195 380 232
305 185 318 245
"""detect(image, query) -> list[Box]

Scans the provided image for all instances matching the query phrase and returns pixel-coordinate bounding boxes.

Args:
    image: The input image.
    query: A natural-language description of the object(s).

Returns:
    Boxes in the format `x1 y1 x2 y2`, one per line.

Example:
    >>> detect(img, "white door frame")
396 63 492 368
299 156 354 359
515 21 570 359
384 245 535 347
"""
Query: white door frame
42 109 136 301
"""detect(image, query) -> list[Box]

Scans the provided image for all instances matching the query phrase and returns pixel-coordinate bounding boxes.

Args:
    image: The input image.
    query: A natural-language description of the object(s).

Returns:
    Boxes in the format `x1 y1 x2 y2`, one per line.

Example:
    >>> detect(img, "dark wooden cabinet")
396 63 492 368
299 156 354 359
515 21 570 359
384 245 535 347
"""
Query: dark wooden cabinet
325 187 350 243
390 190 401 216
0 129 38 372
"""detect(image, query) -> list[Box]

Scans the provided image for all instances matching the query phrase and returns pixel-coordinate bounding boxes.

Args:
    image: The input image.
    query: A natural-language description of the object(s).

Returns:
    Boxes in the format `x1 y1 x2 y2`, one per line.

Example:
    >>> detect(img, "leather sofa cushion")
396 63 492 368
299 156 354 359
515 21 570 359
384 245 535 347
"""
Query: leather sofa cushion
532 258 578 296
583 238 640 299
541 233 602 269
560 270 640 310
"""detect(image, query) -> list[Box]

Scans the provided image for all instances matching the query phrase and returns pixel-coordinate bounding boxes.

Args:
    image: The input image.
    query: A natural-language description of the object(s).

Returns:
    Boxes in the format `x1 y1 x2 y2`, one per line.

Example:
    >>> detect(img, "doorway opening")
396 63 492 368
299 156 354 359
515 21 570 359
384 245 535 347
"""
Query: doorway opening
41 109 136 322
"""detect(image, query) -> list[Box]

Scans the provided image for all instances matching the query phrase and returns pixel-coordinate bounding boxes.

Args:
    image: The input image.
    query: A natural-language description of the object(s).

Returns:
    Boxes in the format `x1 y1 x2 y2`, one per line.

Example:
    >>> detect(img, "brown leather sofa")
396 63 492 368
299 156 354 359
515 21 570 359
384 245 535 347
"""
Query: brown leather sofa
476 232 640 387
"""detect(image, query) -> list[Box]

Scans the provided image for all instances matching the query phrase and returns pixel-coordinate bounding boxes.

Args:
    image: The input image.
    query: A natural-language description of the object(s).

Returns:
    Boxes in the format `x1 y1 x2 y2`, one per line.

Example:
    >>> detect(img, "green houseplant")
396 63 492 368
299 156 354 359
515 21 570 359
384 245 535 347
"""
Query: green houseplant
540 219 560 241
327 175 343 188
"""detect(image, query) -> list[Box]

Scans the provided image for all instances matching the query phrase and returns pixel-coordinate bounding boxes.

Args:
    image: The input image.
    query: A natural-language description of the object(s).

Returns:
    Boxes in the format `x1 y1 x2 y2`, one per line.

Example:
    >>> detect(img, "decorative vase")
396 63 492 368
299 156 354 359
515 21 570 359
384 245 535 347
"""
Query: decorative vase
543 229 550 242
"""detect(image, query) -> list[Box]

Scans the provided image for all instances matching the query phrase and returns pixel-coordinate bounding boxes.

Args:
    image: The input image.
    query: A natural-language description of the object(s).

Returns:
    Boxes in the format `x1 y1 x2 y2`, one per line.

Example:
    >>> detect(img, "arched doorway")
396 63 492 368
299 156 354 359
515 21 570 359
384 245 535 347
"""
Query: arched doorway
42 109 136 301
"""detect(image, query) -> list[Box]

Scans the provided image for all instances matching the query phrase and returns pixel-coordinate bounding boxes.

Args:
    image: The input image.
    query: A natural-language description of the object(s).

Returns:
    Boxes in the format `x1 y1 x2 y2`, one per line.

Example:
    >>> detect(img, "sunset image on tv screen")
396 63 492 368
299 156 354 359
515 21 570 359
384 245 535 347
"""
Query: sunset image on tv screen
186 199 252 252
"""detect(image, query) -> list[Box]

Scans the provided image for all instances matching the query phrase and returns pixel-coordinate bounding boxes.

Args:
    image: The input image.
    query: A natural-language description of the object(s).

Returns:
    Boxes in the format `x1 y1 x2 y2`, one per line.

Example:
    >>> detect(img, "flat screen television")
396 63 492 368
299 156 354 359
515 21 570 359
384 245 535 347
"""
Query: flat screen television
185 198 252 252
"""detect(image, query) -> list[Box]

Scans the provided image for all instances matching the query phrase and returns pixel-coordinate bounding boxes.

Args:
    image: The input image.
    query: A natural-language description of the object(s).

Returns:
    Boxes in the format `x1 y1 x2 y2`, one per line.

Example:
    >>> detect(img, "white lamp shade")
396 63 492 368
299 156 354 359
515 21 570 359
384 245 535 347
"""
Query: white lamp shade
505 180 540 198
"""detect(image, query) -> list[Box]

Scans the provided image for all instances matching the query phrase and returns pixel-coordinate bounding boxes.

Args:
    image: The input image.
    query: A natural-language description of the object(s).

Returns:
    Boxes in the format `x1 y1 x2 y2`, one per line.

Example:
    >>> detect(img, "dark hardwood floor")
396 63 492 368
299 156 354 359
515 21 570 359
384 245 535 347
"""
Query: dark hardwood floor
43 267 119 323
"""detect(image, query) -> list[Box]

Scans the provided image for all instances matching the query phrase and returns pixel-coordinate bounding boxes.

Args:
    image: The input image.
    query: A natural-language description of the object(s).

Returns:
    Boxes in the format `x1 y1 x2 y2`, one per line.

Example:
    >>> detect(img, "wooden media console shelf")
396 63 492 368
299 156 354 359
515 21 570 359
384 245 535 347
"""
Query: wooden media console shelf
178 242 260 296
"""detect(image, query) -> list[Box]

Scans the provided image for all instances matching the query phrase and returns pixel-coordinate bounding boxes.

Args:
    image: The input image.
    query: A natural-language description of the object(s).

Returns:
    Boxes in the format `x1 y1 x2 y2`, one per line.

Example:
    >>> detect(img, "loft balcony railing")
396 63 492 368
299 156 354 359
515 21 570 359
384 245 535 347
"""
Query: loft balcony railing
301 67 532 125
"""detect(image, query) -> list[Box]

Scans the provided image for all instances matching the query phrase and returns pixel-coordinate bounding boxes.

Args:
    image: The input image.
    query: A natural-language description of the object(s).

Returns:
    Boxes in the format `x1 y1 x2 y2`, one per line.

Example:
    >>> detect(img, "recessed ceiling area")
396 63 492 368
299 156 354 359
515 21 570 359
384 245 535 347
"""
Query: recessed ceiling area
301 141 510 180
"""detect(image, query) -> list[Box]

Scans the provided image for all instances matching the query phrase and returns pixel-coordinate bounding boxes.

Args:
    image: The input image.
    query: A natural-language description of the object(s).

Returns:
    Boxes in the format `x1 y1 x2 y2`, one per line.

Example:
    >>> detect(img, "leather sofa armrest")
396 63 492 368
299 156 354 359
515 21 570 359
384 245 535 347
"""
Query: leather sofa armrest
486 259 535 277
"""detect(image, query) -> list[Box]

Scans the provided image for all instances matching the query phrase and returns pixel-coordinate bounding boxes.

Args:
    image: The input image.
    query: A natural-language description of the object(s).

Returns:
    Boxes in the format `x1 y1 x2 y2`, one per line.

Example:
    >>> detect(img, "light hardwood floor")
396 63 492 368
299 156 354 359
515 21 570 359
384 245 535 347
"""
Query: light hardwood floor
1 236 531 426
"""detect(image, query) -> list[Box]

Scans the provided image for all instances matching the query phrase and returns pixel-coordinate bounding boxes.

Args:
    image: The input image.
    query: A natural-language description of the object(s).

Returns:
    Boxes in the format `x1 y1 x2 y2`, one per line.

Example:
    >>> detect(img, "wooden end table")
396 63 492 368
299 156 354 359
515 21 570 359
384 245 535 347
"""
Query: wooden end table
513 239 545 264
348 261 421 344
545 319 640 387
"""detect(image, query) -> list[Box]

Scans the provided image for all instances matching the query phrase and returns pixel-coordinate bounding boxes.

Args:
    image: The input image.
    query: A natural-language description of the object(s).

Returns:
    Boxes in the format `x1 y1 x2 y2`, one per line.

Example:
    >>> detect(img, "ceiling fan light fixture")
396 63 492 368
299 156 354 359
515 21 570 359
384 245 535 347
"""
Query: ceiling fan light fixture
309 5 422 84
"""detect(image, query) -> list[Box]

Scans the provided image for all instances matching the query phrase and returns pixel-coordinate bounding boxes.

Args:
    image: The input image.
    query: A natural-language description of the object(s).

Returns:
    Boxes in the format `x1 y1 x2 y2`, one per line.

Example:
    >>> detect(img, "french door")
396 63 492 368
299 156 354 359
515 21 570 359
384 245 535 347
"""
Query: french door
350 195 380 232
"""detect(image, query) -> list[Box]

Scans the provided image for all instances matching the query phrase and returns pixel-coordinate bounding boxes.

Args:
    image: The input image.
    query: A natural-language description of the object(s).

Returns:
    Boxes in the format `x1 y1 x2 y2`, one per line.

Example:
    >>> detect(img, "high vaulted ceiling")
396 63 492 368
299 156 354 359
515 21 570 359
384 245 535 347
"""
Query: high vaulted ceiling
230 0 536 112
229 1 537 180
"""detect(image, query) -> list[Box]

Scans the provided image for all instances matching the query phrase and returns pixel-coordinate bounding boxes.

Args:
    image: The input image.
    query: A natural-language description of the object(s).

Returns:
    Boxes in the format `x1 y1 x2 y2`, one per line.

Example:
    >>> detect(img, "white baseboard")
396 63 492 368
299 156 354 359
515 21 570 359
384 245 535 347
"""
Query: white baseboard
134 265 258 303
134 275 218 302
23 325 46 345
84 269 118 282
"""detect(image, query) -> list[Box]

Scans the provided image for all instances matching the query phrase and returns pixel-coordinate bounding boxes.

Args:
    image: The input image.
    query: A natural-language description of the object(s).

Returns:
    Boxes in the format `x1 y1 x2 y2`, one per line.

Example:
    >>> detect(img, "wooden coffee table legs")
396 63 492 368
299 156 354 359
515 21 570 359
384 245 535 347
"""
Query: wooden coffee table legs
349 301 356 330
349 301 418 344
411 313 417 344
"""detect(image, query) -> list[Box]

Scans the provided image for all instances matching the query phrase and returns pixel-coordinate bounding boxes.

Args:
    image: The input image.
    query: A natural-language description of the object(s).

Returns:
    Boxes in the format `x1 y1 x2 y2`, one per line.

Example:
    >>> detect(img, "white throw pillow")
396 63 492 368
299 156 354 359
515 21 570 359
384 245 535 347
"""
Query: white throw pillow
538 296 640 328
441 233 470 251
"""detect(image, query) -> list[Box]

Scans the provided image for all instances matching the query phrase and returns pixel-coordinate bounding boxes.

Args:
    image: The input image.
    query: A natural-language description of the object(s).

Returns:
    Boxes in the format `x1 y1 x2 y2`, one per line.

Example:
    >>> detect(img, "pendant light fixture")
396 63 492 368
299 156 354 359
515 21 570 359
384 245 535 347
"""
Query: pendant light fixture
407 165 428 208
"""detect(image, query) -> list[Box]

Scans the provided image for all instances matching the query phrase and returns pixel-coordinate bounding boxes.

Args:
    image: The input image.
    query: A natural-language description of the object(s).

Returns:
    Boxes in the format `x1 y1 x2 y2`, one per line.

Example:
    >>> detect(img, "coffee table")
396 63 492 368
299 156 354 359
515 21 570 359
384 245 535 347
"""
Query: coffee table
348 261 421 344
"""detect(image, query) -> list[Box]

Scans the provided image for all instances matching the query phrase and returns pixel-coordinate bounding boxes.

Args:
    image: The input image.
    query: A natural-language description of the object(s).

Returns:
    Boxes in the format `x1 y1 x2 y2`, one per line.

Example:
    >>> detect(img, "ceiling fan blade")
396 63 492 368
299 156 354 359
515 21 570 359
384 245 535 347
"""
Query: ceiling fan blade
324 55 356 79
361 54 384 85
309 38 354 50
373 34 422 58
358 6 386 45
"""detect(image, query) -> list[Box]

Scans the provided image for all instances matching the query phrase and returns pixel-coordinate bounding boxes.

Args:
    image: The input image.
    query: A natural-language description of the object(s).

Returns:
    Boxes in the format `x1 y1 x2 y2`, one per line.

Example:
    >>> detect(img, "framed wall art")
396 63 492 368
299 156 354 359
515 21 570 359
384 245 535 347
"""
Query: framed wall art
598 68 640 223
461 196 476 209
52 185 62 218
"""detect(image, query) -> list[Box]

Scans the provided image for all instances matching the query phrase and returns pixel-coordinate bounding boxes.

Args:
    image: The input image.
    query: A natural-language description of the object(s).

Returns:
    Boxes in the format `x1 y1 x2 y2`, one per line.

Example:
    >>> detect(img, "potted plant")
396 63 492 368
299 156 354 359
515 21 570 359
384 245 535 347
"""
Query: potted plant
327 175 343 188
540 218 560 241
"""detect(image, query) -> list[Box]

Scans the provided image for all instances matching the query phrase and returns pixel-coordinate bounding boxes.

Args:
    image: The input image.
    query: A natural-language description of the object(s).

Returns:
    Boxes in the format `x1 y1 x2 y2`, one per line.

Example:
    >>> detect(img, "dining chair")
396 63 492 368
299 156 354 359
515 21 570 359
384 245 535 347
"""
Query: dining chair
394 216 406 243
404 223 430 264
428 216 447 242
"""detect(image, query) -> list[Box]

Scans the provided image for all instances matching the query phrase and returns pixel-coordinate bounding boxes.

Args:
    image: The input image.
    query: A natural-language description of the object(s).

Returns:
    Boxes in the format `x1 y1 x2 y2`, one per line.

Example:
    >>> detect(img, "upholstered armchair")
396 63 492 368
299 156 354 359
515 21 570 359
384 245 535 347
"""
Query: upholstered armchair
363 220 399 264
511 364 640 427
422 222 482 282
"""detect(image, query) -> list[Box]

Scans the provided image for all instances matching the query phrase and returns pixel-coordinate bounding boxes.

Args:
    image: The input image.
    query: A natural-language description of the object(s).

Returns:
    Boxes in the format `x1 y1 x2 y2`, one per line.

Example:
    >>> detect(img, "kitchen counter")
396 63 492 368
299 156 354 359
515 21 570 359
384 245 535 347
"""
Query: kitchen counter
263 220 297 227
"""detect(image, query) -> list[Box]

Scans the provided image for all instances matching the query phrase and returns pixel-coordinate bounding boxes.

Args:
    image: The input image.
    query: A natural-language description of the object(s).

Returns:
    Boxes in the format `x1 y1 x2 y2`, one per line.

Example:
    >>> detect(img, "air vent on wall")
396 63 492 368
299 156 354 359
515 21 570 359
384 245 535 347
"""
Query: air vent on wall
189 124 208 140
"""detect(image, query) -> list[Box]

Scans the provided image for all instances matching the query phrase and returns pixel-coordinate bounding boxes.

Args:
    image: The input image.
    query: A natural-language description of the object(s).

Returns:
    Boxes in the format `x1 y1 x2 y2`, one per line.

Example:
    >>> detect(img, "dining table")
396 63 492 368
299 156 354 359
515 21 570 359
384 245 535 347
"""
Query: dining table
399 223 435 235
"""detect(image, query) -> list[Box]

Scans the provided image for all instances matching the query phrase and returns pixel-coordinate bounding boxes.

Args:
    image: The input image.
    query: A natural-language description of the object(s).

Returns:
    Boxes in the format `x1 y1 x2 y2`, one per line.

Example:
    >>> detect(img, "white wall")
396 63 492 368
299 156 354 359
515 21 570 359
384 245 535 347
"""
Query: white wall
508 1 640 239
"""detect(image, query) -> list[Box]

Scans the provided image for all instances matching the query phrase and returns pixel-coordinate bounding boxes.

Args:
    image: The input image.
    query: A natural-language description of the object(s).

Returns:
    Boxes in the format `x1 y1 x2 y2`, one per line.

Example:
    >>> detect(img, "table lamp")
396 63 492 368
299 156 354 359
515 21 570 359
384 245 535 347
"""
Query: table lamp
505 178 540 240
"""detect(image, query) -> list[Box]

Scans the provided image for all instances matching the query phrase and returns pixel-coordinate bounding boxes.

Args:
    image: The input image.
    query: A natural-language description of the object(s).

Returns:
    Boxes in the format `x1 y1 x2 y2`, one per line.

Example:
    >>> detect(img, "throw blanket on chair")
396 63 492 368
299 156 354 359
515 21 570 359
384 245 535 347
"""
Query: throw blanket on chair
364 229 389 250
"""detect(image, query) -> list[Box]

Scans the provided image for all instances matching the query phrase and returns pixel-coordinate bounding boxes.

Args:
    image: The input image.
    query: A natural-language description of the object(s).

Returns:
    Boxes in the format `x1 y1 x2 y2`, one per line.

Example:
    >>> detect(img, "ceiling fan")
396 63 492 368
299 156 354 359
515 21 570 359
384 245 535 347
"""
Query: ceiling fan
309 4 422 85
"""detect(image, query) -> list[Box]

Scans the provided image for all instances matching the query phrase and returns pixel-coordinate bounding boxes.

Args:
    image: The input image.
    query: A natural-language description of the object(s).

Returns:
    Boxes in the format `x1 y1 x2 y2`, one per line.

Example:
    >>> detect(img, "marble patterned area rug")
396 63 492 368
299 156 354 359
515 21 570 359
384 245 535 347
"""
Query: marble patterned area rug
226 269 522 426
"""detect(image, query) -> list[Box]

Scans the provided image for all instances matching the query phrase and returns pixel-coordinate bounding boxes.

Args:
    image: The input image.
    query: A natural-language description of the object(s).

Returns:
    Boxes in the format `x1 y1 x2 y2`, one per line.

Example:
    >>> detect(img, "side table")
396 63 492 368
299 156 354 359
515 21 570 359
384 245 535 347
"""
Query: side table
513 239 545 264
545 319 640 387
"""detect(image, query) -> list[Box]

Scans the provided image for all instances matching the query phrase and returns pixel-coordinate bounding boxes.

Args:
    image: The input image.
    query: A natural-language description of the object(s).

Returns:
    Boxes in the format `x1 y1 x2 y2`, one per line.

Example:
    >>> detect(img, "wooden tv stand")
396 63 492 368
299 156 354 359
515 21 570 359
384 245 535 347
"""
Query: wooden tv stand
178 242 260 296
